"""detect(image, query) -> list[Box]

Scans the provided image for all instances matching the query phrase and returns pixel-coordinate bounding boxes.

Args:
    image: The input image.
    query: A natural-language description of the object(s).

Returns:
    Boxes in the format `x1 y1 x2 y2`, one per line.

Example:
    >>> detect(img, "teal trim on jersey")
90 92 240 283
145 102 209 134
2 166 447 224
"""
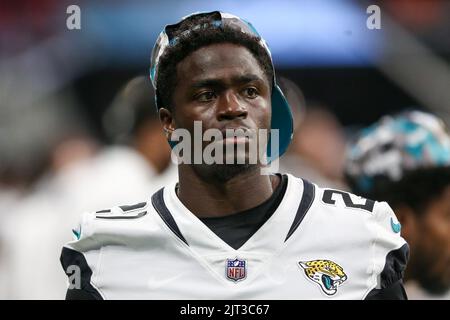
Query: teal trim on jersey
390 217 401 233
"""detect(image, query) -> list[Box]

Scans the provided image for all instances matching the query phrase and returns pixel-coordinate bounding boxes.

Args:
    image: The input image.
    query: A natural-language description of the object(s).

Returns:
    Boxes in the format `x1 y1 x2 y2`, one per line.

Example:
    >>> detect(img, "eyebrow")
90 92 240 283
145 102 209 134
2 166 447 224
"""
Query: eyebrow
190 74 264 89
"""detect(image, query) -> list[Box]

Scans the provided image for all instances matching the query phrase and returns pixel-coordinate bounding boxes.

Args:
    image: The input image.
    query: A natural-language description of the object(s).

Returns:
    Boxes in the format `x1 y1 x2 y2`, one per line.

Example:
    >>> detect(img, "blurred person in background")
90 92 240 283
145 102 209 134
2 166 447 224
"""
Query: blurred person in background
345 110 450 299
101 75 176 189
2 75 174 299
278 77 348 190
0 85 98 299
0 85 103 299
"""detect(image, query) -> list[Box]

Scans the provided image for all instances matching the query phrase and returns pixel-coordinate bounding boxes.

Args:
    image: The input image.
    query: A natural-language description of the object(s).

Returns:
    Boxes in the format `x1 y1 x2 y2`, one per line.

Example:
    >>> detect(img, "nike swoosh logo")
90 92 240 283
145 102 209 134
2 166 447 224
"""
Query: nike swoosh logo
390 217 401 233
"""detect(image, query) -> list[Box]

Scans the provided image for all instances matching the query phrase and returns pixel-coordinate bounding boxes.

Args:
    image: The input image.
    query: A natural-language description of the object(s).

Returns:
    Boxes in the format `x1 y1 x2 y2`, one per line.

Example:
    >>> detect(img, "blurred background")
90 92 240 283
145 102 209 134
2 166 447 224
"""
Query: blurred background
0 0 449 299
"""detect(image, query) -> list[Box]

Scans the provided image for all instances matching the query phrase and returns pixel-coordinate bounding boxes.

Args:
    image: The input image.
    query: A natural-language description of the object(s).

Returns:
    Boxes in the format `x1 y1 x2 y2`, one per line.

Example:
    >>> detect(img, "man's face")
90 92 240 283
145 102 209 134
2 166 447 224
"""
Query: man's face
164 43 272 179
410 185 450 294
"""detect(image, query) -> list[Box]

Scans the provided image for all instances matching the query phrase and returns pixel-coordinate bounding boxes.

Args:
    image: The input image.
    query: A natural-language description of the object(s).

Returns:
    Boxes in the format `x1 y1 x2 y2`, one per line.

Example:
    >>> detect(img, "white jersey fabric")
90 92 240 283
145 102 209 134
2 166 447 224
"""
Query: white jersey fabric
61 174 408 299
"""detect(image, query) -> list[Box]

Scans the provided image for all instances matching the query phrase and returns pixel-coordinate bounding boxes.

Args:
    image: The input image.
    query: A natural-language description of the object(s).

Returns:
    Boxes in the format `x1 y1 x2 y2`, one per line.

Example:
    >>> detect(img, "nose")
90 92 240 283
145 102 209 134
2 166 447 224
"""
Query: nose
217 91 248 121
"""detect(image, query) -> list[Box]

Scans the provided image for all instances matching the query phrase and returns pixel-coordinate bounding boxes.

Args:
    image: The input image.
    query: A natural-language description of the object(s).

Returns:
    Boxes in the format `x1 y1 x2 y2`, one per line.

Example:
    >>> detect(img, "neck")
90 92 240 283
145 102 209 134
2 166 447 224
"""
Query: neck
177 164 279 218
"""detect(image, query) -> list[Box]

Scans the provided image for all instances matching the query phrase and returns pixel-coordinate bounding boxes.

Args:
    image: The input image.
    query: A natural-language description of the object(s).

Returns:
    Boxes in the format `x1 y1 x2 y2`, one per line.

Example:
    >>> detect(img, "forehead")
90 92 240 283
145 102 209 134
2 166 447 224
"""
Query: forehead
176 43 267 84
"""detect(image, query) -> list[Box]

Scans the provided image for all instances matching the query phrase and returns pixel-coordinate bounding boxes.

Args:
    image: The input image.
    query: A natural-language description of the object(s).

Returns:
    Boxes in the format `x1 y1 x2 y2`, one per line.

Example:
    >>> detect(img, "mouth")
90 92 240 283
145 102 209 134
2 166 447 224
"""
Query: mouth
219 127 254 145
222 136 249 145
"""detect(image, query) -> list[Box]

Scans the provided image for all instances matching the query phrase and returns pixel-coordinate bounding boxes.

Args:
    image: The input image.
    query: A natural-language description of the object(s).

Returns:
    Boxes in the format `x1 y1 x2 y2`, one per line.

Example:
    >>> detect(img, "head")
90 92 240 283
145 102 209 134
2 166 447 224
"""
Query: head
374 167 450 294
103 76 171 173
150 12 293 182
345 110 450 294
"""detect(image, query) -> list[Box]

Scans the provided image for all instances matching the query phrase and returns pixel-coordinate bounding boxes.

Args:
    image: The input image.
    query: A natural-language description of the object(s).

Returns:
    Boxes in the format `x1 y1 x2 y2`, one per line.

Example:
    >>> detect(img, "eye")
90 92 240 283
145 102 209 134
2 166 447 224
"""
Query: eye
196 91 216 102
243 87 259 99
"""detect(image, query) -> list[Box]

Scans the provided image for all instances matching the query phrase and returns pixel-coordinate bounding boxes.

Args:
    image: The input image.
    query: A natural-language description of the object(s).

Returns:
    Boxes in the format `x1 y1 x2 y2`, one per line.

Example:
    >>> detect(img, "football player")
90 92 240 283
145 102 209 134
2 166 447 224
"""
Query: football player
61 11 408 300
345 110 450 299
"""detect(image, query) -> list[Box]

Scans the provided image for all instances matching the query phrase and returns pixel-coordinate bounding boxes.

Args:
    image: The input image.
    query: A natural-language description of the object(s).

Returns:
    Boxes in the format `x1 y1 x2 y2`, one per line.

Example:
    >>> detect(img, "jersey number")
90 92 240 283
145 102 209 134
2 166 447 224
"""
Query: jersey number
322 189 375 213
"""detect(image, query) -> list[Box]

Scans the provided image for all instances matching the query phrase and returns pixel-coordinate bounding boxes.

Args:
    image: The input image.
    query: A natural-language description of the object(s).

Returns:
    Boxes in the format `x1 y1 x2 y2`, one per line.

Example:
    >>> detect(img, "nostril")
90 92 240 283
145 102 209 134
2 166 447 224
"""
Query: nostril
218 107 248 121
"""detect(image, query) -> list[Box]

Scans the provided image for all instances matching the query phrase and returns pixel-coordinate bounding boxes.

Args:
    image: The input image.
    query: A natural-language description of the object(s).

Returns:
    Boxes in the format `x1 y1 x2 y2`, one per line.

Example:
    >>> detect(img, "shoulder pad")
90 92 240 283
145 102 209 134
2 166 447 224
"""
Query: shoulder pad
68 201 149 245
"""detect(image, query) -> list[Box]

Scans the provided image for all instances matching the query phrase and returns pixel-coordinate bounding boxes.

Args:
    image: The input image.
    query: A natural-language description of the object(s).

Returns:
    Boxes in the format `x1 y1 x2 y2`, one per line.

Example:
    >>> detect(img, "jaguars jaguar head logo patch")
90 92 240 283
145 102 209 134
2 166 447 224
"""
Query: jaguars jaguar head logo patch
298 259 347 296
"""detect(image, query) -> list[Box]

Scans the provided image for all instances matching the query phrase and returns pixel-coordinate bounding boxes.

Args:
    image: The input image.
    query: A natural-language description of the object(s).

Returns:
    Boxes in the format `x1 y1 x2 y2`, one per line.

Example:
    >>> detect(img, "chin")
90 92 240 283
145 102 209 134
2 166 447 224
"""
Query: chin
196 163 258 183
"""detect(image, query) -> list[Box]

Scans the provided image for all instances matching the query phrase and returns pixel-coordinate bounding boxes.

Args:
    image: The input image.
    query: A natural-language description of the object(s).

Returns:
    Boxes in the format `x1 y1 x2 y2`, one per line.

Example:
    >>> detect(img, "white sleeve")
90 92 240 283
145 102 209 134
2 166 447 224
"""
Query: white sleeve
370 201 409 290
60 211 104 299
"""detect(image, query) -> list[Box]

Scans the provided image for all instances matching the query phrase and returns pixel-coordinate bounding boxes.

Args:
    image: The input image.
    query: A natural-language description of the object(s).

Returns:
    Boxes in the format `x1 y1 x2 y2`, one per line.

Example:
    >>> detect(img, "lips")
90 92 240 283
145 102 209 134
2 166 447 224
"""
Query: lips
218 126 254 141
222 136 249 144
220 126 250 136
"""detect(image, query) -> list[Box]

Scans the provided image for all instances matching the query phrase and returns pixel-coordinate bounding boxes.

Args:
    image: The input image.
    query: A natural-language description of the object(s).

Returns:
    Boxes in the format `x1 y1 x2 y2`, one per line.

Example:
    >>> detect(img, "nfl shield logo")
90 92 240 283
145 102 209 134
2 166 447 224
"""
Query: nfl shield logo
226 258 247 282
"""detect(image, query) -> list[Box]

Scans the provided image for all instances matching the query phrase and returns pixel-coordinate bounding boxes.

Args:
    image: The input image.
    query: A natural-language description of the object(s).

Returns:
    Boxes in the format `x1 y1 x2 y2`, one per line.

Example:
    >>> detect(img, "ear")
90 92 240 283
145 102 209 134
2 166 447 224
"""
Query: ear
159 107 175 139
393 205 417 245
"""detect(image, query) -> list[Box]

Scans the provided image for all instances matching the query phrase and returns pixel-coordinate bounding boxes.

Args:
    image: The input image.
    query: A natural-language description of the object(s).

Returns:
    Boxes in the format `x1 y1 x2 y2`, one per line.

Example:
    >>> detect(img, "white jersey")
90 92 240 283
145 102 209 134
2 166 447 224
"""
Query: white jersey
61 174 408 299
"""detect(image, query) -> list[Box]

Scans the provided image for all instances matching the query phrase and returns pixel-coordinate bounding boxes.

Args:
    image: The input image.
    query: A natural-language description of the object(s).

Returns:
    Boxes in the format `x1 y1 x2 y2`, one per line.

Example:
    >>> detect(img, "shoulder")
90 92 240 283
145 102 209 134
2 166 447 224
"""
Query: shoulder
288 174 409 295
62 200 154 254
60 200 156 299
305 177 408 249
288 174 400 227
287 174 383 218
93 201 150 220
291 175 409 292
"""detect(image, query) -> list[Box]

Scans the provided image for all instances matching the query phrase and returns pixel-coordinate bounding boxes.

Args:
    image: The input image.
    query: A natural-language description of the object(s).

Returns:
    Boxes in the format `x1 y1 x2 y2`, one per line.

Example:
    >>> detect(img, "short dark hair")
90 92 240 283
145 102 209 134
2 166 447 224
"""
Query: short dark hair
347 166 450 215
103 76 159 143
155 15 274 110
